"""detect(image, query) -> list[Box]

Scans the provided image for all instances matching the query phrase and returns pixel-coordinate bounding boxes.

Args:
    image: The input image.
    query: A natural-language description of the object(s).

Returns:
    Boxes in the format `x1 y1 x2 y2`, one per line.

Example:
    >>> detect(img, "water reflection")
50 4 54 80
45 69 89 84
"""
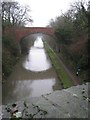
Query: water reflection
3 78 57 104
2 35 61 105
14 79 55 98
23 36 51 72
34 36 44 48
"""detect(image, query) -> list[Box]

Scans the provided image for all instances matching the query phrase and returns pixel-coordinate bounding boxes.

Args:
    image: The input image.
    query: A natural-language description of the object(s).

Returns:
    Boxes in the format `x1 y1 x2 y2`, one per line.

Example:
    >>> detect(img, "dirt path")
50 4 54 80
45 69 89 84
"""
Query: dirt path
56 53 81 86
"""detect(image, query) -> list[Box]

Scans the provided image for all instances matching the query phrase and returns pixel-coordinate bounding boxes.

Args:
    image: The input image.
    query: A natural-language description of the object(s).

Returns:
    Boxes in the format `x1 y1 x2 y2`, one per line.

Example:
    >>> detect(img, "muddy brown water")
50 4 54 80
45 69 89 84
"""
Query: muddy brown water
2 35 61 105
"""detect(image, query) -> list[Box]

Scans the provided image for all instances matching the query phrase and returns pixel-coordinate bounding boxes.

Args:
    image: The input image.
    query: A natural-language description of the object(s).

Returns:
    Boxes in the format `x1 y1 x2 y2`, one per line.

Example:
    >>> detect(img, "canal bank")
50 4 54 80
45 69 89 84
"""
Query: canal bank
44 41 74 89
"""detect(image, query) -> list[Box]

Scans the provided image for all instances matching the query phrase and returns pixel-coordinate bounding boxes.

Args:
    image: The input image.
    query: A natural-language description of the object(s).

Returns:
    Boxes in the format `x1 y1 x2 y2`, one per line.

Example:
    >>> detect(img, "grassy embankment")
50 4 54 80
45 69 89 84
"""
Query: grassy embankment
44 42 73 89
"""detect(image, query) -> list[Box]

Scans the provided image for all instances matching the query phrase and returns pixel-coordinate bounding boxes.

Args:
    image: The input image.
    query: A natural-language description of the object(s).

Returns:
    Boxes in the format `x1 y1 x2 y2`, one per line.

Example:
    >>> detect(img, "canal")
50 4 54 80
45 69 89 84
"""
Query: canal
2 34 61 105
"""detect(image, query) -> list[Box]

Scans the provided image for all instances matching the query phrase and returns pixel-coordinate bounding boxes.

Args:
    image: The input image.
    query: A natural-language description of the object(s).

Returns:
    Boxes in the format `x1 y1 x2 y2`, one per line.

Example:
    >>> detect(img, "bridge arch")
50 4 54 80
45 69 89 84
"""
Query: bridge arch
4 27 60 54
4 27 55 43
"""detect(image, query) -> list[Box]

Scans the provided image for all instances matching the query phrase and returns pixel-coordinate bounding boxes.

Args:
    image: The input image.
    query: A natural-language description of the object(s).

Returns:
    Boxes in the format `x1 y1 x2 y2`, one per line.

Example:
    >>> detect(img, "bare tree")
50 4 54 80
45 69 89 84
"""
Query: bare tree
2 1 33 27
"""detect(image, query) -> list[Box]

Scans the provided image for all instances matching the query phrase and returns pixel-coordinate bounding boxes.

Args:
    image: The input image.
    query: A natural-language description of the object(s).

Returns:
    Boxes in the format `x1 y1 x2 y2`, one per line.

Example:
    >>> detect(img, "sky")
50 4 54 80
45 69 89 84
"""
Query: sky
7 0 88 27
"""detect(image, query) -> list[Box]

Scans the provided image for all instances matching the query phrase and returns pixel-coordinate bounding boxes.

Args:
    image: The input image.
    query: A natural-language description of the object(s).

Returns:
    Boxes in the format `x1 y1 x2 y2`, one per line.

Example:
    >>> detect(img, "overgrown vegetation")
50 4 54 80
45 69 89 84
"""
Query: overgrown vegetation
2 1 33 80
44 42 73 89
49 0 89 81
2 35 20 80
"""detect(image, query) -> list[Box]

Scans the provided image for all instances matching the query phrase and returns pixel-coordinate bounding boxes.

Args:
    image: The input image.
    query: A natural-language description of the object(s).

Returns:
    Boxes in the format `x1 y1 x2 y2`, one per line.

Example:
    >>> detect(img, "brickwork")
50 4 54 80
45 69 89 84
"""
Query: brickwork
4 27 54 42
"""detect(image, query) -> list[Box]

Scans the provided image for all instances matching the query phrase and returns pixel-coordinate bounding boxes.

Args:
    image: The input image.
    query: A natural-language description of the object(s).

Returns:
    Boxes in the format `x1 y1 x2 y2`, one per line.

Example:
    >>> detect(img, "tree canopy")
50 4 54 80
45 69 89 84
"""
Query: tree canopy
49 0 89 78
49 0 88 39
2 1 33 27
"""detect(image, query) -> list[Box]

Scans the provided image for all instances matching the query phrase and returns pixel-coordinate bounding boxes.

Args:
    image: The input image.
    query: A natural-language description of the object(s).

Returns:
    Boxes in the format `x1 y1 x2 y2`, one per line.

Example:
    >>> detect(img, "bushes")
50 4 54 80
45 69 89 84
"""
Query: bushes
55 28 73 44
2 47 13 79
3 35 19 56
2 35 20 80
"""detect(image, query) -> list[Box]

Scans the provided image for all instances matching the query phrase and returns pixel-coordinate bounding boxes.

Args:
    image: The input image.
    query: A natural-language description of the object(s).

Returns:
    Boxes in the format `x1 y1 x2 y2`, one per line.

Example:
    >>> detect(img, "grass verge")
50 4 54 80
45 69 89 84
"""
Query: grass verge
44 42 73 89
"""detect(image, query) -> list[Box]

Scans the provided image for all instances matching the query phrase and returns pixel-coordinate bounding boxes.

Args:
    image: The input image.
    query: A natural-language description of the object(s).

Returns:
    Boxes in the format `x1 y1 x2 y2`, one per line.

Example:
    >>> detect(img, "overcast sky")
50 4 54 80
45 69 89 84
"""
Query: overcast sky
14 0 88 27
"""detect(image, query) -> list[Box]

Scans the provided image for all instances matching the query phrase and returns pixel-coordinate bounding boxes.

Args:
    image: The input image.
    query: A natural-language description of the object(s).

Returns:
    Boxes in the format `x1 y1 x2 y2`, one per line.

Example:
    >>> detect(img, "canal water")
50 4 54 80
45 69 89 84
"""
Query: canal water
2 35 61 105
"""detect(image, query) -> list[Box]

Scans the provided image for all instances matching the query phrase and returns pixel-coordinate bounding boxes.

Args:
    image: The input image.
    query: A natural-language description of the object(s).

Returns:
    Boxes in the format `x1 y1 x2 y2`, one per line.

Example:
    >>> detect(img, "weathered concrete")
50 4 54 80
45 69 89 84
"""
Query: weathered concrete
0 106 2 120
1 82 89 119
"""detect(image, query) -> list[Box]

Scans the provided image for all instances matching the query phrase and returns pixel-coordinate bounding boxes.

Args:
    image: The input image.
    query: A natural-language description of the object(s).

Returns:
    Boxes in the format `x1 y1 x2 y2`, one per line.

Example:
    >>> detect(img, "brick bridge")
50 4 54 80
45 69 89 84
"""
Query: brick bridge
4 27 55 42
